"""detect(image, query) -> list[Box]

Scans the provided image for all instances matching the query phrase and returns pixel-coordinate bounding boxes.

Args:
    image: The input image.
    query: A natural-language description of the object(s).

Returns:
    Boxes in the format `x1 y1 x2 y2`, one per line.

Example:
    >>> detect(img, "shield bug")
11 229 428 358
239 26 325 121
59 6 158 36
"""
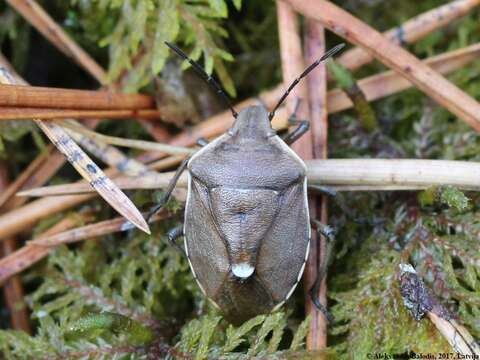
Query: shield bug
148 42 344 323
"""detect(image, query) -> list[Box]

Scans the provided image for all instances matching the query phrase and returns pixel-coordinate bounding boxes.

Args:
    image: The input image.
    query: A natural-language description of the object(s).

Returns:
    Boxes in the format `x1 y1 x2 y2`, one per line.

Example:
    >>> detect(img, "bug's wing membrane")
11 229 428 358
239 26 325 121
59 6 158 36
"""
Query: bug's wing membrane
185 177 229 297
255 179 310 303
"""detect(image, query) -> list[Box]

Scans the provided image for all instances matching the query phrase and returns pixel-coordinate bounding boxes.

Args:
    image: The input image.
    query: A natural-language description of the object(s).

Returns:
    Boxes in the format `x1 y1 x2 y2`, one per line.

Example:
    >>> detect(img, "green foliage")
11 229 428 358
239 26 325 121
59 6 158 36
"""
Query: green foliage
418 186 470 211
0 224 313 359
1 1 480 359
440 186 470 211
177 312 312 359
69 0 239 94
65 312 154 345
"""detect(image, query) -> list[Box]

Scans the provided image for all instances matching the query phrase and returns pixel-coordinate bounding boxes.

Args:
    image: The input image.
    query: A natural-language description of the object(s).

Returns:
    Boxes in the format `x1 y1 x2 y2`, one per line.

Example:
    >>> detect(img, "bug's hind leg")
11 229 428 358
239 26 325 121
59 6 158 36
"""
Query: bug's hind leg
166 225 186 256
146 156 190 224
308 219 336 323
283 98 310 145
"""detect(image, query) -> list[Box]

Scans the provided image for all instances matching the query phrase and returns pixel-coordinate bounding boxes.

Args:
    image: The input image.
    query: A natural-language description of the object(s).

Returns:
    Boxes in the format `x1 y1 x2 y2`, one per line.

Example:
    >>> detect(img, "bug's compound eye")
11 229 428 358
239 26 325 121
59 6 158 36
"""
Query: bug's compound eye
231 262 255 280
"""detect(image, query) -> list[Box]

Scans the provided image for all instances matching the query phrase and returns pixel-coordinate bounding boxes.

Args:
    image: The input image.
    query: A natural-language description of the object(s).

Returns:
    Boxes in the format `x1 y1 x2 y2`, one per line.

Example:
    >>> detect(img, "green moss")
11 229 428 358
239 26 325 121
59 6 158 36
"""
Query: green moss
0 0 480 358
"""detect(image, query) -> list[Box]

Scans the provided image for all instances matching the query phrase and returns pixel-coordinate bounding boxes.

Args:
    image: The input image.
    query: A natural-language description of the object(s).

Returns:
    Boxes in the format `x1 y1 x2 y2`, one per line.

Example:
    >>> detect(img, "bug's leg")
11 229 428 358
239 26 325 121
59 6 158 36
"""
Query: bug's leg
166 225 186 256
196 138 209 147
146 157 189 223
283 98 310 145
308 184 337 197
309 219 336 323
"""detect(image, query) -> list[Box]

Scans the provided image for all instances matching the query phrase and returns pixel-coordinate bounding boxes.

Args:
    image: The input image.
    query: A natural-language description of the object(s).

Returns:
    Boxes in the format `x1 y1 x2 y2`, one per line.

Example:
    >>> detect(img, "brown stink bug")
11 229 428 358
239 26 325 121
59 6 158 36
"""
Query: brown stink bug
148 42 344 323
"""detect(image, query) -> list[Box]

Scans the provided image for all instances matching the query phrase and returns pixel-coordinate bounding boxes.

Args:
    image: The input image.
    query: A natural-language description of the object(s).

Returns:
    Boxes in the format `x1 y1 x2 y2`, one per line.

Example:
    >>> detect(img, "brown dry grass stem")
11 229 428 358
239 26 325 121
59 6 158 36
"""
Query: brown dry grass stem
329 43 480 113
20 159 480 197
0 68 150 235
0 215 89 286
59 121 194 155
5 0 107 84
0 107 160 121
0 164 31 333
28 210 170 248
1 42 479 122
0 84 154 110
277 0 324 349
0 211 170 285
286 0 480 132
427 313 480 355
0 146 52 209
336 0 480 73
304 20 329 350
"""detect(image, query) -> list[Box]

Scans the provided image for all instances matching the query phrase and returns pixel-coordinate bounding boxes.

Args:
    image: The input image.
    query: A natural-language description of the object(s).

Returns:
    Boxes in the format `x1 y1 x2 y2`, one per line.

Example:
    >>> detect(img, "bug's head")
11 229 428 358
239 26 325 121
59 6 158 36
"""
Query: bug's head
228 105 275 140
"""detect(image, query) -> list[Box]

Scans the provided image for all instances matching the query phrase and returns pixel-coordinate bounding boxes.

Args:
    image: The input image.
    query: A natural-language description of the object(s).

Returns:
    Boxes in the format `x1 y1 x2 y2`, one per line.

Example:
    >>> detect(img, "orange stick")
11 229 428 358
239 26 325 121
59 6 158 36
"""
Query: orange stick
304 19 329 349
0 107 160 121
0 84 154 110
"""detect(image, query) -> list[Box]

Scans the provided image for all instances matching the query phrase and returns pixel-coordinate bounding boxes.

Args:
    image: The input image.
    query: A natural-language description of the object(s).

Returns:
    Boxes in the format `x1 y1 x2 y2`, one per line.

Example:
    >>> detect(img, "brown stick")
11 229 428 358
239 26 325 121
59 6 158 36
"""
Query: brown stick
0 238 31 332
0 164 31 333
286 0 480 132
277 1 323 349
0 216 86 286
28 210 170 247
304 20 328 349
0 70 150 235
0 211 168 285
329 43 480 113
6 149 70 211
0 107 160 121
0 146 51 209
2 40 478 123
5 0 107 84
336 0 480 73
0 84 154 110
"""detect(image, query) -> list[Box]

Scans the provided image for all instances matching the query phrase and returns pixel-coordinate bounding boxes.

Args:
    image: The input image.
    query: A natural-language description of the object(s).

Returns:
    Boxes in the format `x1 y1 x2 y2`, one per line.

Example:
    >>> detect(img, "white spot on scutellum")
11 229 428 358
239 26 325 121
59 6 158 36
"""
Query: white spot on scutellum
399 263 416 274
232 262 255 279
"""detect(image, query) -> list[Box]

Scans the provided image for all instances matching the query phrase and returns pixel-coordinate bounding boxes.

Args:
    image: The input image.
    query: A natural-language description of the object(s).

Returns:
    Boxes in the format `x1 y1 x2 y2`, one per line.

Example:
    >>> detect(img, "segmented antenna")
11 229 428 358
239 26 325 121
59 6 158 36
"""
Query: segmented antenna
165 42 238 118
268 43 346 121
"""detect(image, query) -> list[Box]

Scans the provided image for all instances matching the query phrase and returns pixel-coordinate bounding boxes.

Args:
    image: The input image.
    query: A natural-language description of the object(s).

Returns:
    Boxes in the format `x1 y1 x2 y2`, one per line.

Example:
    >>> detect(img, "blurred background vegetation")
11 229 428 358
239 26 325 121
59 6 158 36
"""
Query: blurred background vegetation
0 0 479 358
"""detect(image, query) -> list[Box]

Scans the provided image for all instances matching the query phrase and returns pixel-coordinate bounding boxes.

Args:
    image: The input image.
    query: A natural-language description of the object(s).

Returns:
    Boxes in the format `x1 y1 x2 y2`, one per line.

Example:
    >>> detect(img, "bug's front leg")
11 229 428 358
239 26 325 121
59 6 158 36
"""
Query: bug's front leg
283 98 310 145
146 156 190 223
308 219 336 323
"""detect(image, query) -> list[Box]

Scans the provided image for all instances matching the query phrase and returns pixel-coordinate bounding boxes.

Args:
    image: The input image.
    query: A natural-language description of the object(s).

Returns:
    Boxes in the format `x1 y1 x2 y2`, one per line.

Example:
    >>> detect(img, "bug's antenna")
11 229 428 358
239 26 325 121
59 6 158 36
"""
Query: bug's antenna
268 43 345 121
165 42 238 118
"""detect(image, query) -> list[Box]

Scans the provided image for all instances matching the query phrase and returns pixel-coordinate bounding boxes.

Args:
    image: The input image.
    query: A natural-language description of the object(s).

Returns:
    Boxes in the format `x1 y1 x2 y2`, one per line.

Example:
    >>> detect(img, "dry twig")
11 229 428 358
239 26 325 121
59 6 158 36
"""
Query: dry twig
0 164 31 333
286 0 480 132
277 0 325 349
329 43 480 113
304 20 329 349
0 216 84 286
0 107 160 121
0 84 154 110
0 68 150 235
0 211 169 285
6 0 107 83
336 0 480 72
399 264 480 355
60 121 194 155
19 159 480 197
